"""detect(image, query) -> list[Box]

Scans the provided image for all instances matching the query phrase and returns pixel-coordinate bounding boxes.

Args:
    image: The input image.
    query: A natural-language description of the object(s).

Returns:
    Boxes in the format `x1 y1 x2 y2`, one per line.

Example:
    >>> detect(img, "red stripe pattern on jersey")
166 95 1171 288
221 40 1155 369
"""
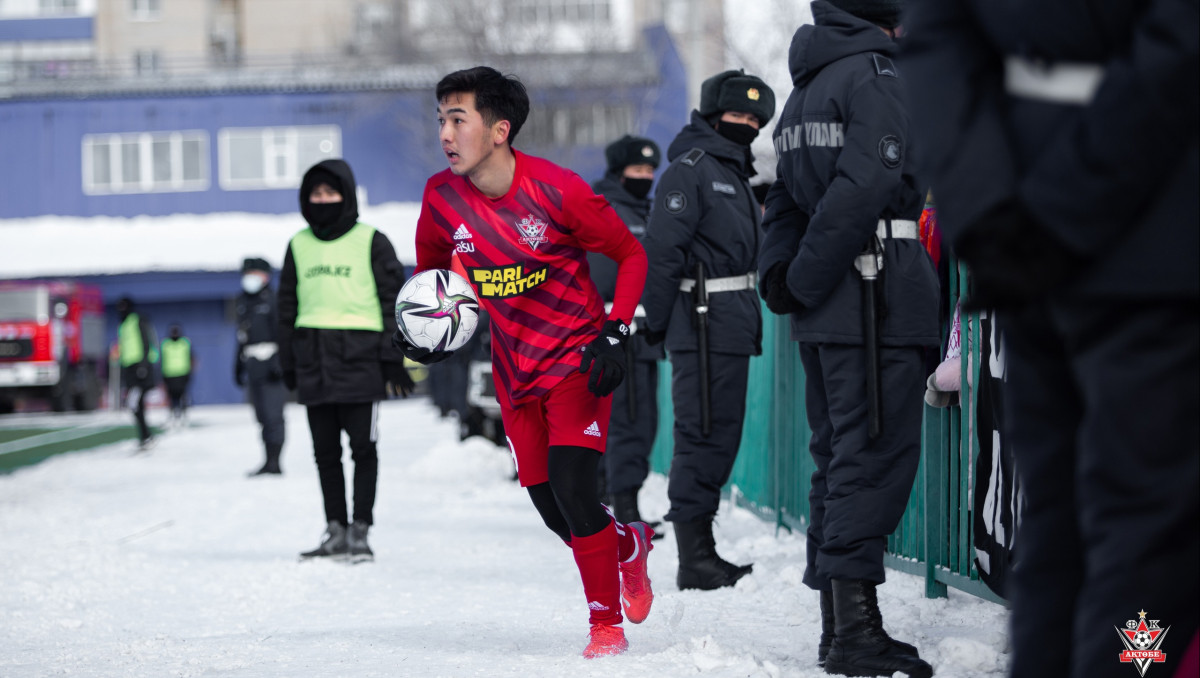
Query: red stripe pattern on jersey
415 151 647 407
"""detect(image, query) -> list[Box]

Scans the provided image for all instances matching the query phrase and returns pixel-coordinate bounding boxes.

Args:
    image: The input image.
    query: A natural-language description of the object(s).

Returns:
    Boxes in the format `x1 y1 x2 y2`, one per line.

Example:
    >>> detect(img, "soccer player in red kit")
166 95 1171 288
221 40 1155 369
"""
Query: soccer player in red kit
393 66 655 658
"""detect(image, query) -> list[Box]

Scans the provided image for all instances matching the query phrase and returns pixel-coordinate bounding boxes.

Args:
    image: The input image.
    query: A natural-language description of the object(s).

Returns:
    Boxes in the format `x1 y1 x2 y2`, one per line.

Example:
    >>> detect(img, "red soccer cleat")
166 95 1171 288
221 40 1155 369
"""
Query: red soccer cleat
620 521 655 624
582 623 628 659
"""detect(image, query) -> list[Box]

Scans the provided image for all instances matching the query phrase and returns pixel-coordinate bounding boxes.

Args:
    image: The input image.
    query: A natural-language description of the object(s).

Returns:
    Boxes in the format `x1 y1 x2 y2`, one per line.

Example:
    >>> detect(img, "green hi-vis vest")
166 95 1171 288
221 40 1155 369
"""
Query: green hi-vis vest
160 337 192 378
291 222 383 331
118 313 159 366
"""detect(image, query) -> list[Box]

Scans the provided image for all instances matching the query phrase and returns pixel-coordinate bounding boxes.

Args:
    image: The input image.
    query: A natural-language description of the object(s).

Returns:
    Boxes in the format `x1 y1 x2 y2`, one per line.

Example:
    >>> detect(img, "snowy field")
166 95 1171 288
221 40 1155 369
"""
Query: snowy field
0 400 1009 677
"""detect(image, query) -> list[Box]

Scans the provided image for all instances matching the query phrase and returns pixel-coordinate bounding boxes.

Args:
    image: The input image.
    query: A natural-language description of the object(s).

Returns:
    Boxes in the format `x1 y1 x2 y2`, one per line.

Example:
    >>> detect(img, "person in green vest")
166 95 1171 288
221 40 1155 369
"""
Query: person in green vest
160 323 194 427
115 296 159 451
278 158 414 563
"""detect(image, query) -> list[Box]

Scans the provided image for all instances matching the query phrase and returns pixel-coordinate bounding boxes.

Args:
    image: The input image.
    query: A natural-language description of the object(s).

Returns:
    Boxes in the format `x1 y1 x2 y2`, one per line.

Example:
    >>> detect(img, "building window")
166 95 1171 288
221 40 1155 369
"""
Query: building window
82 131 209 195
218 125 341 191
38 0 80 15
509 0 612 25
131 0 161 20
133 50 160 74
523 103 632 148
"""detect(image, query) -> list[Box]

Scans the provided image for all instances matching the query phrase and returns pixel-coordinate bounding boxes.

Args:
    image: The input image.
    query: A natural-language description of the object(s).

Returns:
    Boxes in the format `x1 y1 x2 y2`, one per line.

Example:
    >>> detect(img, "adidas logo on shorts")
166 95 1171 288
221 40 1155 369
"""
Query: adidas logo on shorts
453 224 472 240
584 421 601 437
587 600 610 611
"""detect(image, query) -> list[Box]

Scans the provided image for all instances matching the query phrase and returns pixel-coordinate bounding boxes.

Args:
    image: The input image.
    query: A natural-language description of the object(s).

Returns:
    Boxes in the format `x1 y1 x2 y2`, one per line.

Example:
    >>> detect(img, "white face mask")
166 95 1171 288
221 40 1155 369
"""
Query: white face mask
241 274 266 294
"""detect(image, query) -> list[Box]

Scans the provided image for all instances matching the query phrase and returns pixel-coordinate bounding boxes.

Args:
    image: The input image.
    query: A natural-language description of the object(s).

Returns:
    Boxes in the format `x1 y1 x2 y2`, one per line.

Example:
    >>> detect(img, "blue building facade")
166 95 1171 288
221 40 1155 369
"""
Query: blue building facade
2 25 689 405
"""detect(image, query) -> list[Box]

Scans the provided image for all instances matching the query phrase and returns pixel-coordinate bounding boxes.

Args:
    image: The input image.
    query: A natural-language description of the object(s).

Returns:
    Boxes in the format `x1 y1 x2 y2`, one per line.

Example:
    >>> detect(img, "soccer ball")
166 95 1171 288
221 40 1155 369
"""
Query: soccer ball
1132 630 1154 650
395 269 480 352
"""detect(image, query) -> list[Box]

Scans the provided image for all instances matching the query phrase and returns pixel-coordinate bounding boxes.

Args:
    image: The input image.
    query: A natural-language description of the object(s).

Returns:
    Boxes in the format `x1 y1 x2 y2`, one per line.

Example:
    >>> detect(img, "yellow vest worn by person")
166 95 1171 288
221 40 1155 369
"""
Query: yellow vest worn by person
118 313 159 367
290 222 383 331
160 337 192 378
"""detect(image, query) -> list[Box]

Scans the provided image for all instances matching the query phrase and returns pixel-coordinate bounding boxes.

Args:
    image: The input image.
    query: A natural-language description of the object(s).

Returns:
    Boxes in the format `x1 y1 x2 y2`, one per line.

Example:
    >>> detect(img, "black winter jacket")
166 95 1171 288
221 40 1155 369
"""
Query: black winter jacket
760 1 938 346
278 160 408 405
235 288 283 384
587 173 664 362
903 0 1198 298
643 112 764 356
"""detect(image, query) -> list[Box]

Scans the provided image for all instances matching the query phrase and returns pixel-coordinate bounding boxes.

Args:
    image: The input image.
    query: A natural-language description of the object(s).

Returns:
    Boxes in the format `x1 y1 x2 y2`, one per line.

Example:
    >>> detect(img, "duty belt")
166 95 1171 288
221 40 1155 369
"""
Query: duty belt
1005 56 1105 105
679 272 757 294
878 219 918 241
243 342 278 361
604 302 647 320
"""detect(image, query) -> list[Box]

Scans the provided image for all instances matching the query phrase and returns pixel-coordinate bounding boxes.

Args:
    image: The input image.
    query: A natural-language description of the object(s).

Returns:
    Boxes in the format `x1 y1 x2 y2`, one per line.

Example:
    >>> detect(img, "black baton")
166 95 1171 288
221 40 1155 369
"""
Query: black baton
694 261 711 437
858 238 884 439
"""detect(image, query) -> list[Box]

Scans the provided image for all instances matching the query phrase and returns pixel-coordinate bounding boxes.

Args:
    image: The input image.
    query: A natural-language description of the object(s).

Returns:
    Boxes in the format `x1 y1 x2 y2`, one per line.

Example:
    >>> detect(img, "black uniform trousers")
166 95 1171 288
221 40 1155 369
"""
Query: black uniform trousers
306 402 379 526
122 366 152 444
663 350 749 523
1000 299 1198 678
603 358 659 496
798 342 924 591
164 375 189 413
248 374 286 450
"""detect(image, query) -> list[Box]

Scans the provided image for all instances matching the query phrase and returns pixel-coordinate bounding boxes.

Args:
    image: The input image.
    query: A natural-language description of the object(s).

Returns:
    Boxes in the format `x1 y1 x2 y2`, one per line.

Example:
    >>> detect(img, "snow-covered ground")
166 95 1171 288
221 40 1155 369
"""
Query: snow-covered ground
0 400 1009 677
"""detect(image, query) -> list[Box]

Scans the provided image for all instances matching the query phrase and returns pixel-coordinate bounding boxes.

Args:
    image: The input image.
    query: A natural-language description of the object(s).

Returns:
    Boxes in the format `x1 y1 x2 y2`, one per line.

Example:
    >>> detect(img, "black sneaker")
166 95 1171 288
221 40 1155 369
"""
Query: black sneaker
299 521 349 560
347 521 374 564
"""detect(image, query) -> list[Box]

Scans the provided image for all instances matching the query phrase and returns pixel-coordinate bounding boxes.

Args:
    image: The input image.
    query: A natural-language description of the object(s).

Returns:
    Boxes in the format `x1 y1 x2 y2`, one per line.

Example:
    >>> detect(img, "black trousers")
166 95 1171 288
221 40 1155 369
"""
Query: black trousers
602 358 659 496
248 376 287 449
164 375 189 413
306 402 379 526
663 350 749 523
1001 299 1198 678
798 342 924 590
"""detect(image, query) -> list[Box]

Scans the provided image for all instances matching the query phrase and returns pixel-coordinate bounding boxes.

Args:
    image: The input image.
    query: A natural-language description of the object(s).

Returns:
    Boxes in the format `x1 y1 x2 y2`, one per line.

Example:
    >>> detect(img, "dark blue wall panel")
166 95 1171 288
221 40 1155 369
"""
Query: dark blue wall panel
0 17 92 42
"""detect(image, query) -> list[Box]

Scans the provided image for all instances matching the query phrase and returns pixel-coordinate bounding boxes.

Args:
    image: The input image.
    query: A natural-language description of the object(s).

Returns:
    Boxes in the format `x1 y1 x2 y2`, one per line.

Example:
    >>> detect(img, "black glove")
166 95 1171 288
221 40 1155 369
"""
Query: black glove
267 362 284 382
383 361 415 398
639 327 666 346
234 356 247 387
761 262 805 315
954 200 1083 311
578 320 630 397
282 370 296 391
391 330 453 365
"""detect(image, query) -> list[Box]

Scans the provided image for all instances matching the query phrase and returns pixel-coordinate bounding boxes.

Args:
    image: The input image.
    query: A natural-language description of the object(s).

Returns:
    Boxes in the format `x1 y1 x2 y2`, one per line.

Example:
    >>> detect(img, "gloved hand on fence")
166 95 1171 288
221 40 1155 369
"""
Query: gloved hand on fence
761 262 805 315
954 200 1082 311
579 320 629 397
639 326 665 346
383 361 415 398
391 330 454 365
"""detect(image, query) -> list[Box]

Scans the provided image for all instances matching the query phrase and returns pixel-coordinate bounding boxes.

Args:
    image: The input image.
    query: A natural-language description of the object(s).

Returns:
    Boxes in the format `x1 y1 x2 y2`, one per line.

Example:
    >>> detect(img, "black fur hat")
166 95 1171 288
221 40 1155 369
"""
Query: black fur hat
698 70 776 126
604 135 661 174
826 0 904 28
241 257 271 273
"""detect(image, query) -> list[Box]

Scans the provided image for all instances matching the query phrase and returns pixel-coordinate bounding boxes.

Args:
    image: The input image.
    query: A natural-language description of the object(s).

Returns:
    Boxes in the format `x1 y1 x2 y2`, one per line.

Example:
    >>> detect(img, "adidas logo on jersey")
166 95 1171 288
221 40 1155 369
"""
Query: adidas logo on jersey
587 600 610 611
453 224 472 240
584 421 602 437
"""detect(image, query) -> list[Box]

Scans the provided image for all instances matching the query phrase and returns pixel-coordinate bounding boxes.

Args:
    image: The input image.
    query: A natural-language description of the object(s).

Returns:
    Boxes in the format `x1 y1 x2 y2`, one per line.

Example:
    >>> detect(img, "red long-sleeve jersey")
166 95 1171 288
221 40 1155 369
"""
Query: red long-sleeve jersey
415 150 647 407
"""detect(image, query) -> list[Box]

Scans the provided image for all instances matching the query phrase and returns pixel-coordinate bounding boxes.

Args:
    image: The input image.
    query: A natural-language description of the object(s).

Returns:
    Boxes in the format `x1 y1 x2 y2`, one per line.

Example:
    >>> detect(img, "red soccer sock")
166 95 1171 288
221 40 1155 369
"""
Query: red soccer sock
615 520 638 563
570 519 623 626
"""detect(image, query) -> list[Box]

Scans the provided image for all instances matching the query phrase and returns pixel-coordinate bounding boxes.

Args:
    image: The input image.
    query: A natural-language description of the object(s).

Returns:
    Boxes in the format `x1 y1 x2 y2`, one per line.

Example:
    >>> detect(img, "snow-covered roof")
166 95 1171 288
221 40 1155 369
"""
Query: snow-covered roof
0 203 422 279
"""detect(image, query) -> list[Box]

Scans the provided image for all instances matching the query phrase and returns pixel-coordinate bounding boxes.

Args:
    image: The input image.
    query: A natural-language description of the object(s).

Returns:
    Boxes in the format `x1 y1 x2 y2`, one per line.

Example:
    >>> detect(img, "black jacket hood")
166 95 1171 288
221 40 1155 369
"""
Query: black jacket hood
790 0 898 87
667 111 756 178
300 158 359 240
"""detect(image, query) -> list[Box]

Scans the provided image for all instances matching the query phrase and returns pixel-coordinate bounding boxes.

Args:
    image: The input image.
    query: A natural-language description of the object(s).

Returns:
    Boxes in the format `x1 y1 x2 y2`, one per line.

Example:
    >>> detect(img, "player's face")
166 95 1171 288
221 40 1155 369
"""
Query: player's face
438 92 508 177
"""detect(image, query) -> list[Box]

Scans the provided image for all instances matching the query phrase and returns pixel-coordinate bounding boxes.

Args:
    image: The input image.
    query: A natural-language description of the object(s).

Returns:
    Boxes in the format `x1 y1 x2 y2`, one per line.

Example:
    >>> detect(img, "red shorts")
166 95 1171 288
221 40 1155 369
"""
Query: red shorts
500 369 612 487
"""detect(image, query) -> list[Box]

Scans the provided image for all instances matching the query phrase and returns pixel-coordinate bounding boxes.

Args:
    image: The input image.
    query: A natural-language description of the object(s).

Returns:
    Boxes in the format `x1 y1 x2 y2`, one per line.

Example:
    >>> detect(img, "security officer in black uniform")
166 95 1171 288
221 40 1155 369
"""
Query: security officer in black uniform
641 70 774 591
235 256 287 477
903 1 1198 676
759 2 936 675
587 134 664 529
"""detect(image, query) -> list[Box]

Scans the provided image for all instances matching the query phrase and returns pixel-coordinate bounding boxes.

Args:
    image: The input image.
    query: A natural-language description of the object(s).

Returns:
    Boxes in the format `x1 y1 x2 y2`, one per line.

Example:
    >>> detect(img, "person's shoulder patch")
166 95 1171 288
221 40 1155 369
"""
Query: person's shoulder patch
878 135 903 168
663 190 688 214
872 54 898 78
680 148 706 167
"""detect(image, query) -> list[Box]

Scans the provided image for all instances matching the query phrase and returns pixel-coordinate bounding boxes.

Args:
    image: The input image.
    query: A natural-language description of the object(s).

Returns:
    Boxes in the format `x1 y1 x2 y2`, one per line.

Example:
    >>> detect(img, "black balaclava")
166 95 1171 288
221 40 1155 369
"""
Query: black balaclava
826 0 904 28
116 297 134 321
622 177 654 200
299 159 359 241
716 120 760 147
168 325 182 340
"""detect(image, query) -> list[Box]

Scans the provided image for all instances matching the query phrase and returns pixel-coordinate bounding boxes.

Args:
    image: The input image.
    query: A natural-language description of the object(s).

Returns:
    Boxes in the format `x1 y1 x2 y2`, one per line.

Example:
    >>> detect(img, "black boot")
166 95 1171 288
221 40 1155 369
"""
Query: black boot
299 521 349 560
673 517 752 590
611 489 663 541
825 579 932 678
347 521 374 563
248 443 283 476
819 589 835 667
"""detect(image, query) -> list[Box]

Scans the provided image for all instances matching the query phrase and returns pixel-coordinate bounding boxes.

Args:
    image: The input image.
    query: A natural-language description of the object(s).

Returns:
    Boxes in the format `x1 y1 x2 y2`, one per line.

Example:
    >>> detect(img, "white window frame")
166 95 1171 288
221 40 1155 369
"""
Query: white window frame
131 0 160 21
217 125 341 191
81 130 210 195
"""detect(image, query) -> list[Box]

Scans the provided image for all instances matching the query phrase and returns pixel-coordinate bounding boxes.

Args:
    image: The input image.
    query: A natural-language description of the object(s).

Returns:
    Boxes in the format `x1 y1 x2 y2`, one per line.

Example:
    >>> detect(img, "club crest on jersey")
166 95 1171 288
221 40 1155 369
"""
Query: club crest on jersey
1116 609 1171 676
516 215 549 251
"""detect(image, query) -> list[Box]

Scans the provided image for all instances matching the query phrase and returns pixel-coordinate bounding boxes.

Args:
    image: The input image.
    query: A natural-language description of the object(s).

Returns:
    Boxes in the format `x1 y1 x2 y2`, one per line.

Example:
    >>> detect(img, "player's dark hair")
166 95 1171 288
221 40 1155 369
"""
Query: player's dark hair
436 66 530 145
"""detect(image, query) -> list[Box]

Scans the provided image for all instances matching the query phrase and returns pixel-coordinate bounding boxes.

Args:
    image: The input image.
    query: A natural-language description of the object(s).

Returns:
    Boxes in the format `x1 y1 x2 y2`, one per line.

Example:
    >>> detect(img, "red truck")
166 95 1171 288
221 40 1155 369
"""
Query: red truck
0 281 106 413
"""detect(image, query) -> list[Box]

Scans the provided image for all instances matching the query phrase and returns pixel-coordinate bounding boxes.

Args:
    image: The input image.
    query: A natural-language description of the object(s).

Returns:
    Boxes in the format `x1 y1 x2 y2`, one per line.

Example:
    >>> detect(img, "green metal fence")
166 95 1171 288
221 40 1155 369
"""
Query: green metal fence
648 259 1004 604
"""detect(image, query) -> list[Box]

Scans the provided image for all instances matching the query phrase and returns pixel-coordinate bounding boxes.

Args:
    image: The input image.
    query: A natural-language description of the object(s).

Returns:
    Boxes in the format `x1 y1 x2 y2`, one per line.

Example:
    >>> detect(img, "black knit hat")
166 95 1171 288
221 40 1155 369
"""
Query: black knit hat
605 135 661 174
241 257 271 273
698 70 776 126
826 0 904 28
